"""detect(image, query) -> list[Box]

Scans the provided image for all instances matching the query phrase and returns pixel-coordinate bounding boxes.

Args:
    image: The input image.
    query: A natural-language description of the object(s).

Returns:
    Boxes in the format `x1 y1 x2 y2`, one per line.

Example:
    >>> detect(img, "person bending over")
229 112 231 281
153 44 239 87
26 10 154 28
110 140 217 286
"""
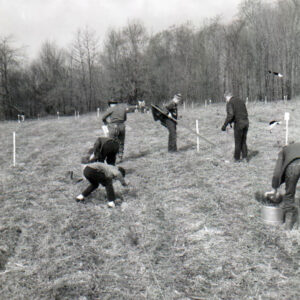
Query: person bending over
76 158 128 208
90 137 119 165
265 142 300 229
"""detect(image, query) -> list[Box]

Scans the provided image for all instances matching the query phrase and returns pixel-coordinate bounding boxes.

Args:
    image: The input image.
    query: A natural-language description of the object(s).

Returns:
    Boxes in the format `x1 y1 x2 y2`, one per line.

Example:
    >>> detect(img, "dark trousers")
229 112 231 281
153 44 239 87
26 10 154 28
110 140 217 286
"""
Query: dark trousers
281 159 300 229
108 123 126 157
233 122 248 160
82 166 116 201
165 119 177 152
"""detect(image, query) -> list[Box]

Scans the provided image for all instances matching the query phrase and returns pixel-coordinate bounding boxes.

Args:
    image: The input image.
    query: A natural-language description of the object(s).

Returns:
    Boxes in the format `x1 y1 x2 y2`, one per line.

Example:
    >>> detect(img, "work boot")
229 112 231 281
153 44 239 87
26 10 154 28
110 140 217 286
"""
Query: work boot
76 194 85 202
107 201 116 208
282 205 298 230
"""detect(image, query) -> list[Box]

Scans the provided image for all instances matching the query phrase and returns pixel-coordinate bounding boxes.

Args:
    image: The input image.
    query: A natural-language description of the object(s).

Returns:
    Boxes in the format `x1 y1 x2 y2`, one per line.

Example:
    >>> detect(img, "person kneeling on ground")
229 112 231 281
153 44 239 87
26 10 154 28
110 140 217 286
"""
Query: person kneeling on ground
265 142 300 230
76 157 128 208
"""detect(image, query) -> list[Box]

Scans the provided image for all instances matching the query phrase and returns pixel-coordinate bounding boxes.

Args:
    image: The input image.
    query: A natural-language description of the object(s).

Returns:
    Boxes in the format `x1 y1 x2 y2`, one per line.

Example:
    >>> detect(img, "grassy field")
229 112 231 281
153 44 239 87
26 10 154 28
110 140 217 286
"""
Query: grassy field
1 100 300 299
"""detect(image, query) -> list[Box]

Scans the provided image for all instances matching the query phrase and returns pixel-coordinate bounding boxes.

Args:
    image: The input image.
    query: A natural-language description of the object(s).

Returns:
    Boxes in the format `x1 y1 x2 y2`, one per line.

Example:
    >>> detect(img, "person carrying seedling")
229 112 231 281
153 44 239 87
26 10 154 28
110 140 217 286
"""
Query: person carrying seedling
221 91 249 162
76 156 128 208
102 100 128 162
163 93 182 152
264 142 300 230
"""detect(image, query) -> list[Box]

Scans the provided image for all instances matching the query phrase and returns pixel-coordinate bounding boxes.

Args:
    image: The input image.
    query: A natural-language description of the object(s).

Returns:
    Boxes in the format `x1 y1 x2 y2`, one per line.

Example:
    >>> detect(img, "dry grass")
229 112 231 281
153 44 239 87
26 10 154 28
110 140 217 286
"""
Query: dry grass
1 100 300 299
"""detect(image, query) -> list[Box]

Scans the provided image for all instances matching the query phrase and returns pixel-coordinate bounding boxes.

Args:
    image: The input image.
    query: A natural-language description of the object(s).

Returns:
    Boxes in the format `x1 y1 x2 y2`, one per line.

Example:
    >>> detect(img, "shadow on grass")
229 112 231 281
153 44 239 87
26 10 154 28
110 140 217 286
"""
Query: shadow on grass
247 150 259 162
124 150 151 161
178 143 196 152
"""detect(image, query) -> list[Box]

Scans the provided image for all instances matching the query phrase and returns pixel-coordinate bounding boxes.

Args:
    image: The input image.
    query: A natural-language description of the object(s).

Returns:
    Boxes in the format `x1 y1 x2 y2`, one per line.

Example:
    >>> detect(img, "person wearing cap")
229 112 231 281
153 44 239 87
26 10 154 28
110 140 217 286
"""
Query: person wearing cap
264 142 300 229
221 91 249 162
76 158 128 208
89 136 119 165
102 100 128 162
163 93 182 152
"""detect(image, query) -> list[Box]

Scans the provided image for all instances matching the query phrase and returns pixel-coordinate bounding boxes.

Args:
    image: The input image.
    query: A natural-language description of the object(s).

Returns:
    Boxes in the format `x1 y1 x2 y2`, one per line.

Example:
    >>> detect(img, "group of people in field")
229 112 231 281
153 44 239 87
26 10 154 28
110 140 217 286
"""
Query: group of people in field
75 92 300 229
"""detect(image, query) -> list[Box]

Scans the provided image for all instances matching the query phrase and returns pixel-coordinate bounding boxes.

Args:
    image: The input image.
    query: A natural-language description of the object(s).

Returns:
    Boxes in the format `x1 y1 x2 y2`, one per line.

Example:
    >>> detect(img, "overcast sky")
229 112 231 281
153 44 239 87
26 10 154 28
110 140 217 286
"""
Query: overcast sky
0 0 242 59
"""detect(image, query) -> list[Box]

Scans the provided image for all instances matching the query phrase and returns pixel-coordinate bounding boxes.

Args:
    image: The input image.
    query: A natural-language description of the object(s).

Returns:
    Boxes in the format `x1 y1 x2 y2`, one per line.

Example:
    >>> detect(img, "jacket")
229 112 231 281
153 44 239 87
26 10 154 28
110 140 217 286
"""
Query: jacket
82 162 126 186
223 97 248 128
272 143 300 188
164 100 178 120
92 137 119 162
102 104 127 124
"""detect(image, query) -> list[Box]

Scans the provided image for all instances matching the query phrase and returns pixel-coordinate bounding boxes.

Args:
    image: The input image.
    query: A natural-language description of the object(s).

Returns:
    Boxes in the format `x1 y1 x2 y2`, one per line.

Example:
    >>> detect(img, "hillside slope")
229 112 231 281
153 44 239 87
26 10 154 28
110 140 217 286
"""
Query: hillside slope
1 100 300 299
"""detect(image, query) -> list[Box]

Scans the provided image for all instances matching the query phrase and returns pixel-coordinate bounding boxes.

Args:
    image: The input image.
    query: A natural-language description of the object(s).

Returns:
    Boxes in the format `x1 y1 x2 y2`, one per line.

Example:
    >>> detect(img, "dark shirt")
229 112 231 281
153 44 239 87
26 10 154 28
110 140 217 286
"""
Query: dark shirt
92 137 119 162
223 97 248 128
272 143 300 188
102 104 127 124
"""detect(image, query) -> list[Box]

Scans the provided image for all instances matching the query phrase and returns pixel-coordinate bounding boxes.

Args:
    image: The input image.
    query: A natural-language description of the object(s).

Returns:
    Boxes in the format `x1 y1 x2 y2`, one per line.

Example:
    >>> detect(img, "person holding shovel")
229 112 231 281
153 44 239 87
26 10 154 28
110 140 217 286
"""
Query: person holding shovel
163 93 182 152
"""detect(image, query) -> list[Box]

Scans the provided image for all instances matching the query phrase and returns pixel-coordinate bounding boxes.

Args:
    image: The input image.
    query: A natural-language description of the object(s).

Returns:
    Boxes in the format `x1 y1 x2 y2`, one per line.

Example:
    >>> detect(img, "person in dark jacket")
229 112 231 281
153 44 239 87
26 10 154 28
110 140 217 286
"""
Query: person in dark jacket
76 159 128 208
102 101 128 162
265 142 300 229
90 137 119 165
221 91 249 162
163 93 182 152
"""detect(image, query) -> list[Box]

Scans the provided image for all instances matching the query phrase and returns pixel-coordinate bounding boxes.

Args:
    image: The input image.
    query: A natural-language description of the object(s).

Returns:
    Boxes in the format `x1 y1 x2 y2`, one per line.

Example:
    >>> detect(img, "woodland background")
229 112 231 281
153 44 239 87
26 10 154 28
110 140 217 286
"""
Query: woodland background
0 0 300 119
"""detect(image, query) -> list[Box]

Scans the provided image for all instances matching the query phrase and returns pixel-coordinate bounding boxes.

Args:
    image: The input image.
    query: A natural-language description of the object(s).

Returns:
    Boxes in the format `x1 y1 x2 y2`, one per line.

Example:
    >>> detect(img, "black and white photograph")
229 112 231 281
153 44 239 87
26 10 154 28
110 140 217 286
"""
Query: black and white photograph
1 0 300 299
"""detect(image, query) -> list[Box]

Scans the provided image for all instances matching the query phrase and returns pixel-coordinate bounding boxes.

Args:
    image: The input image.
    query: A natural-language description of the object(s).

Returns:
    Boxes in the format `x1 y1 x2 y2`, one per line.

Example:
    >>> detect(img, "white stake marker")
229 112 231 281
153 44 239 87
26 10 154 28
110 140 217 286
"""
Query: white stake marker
284 112 290 145
196 120 200 152
13 132 16 167
97 108 100 117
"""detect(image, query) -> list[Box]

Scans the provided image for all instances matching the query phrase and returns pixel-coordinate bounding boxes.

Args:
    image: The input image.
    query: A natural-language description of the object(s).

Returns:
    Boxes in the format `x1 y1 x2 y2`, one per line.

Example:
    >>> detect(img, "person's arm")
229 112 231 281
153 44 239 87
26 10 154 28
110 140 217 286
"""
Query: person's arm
92 138 102 161
271 149 284 189
222 102 234 130
102 108 113 124
115 172 128 186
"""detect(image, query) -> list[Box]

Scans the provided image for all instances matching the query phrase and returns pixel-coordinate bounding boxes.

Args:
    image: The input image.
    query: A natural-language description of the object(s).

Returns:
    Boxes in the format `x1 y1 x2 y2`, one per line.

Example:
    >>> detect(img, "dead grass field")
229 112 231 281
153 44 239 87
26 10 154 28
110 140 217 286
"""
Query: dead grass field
1 100 300 299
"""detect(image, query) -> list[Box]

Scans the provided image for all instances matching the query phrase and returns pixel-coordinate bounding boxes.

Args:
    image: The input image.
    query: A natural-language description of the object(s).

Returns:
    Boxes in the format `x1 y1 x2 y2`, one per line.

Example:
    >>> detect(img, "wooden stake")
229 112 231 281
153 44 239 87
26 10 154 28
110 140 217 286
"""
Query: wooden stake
196 120 200 152
13 132 16 167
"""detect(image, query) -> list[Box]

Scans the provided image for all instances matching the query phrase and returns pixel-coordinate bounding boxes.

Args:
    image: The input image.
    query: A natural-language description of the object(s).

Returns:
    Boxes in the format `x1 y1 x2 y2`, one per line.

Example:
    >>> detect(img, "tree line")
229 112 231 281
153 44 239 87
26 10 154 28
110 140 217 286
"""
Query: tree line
0 0 299 120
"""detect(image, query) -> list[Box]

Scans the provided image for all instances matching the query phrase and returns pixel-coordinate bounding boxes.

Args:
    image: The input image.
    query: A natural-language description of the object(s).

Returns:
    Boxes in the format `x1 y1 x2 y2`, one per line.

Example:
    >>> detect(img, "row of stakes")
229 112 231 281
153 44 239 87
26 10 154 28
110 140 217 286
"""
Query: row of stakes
11 111 291 167
16 94 289 122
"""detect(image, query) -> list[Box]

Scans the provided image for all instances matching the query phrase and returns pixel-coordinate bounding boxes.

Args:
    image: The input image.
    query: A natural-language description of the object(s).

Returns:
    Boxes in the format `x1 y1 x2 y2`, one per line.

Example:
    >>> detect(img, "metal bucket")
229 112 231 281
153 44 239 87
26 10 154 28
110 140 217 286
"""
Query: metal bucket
261 205 283 225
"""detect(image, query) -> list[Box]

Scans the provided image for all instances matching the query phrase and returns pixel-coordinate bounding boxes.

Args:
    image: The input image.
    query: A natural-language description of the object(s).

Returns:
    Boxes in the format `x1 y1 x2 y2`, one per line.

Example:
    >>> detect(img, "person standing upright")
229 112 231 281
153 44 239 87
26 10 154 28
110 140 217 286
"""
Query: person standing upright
102 100 128 162
163 93 182 152
221 91 249 162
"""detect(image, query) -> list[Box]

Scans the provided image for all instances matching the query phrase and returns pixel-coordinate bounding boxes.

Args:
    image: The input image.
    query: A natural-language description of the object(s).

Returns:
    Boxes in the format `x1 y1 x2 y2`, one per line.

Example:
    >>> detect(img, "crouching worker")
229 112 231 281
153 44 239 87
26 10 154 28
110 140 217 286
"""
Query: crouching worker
76 157 128 208
265 142 300 229
90 137 119 165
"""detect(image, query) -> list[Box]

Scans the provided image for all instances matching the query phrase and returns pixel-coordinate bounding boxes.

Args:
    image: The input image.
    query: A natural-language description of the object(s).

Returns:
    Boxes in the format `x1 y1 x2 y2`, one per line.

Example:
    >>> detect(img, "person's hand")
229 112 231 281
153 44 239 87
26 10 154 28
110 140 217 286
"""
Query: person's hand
221 125 226 131
122 179 130 187
264 189 276 197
